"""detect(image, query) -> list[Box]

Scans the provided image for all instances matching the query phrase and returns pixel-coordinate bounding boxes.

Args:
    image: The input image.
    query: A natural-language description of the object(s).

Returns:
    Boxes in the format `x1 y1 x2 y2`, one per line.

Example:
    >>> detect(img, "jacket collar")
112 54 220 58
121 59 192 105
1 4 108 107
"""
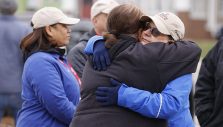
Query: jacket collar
26 47 66 61
109 35 137 60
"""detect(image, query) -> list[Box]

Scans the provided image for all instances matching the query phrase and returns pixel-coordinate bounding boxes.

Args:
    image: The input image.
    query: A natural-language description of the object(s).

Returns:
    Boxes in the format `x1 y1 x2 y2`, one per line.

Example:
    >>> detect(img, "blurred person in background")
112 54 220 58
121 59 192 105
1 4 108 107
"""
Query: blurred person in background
67 0 119 78
0 0 31 125
194 28 223 126
16 7 81 127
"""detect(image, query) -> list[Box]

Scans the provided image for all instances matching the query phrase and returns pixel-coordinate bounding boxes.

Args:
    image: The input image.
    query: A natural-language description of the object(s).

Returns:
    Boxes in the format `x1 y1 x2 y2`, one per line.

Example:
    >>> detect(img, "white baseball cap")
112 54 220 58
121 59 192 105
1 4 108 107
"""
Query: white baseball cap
91 0 119 19
31 7 80 29
140 12 185 41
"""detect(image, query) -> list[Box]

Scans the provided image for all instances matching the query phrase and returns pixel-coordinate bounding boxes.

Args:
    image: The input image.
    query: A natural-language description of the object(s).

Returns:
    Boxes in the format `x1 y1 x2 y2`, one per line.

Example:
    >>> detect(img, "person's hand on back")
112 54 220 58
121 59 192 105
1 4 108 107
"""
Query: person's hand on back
93 40 111 71
95 78 122 106
85 35 111 71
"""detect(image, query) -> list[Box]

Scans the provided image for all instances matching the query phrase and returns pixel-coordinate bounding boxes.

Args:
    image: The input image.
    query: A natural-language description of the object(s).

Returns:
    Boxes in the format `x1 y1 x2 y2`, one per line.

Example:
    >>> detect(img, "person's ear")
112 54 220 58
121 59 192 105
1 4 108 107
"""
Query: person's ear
92 16 97 26
45 26 53 37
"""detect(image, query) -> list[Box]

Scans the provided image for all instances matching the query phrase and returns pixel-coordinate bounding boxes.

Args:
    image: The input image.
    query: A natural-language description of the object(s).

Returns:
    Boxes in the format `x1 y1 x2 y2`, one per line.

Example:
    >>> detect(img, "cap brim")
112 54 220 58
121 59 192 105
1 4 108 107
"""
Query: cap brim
59 17 80 25
140 15 170 35
101 9 109 14
149 15 170 35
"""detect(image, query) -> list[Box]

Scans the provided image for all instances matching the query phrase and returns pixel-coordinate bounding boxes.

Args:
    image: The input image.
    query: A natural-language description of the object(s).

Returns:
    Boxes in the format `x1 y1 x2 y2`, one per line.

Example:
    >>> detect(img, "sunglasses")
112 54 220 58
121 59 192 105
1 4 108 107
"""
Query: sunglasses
143 22 163 37
149 27 163 37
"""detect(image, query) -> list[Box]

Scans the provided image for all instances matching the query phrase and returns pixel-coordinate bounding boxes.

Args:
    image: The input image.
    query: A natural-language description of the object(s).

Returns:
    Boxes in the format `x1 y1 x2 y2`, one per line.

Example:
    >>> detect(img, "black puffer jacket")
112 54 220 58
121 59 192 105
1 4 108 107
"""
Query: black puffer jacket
195 39 223 127
70 36 201 127
67 29 96 78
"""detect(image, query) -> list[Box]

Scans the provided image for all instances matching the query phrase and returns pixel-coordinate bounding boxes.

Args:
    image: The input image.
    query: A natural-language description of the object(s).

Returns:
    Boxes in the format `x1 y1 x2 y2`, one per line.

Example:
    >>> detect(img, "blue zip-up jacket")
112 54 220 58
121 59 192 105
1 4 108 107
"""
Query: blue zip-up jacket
16 52 80 127
118 74 194 127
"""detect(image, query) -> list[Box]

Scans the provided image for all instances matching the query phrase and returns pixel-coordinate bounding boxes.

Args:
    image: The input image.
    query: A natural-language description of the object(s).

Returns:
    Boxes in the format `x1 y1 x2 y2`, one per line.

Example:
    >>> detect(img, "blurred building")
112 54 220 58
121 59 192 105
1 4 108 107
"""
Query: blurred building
17 0 222 39
134 0 223 39
77 0 222 39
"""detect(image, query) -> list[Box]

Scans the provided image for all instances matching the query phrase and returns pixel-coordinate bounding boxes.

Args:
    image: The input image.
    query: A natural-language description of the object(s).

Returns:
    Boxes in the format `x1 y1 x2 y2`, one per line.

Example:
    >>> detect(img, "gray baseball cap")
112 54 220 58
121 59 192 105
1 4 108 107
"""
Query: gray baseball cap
31 7 80 29
90 0 119 19
140 12 185 41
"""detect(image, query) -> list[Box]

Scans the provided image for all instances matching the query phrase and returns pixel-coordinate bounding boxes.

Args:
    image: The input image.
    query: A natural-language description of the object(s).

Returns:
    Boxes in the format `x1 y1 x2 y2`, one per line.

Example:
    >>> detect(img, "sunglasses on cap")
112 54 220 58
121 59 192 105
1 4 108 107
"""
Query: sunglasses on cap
143 22 163 37
149 27 174 41
148 27 163 37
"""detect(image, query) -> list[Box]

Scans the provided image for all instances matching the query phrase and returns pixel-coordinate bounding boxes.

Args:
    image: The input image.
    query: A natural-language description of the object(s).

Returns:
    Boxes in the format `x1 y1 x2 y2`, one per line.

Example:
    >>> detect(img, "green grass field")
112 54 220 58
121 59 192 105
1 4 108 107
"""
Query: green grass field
195 39 216 58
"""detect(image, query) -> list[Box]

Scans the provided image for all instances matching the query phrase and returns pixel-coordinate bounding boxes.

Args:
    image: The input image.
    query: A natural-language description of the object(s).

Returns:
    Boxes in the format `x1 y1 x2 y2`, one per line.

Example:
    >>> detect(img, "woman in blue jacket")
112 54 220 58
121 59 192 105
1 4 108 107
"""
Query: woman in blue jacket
84 12 198 127
16 7 81 127
95 75 193 127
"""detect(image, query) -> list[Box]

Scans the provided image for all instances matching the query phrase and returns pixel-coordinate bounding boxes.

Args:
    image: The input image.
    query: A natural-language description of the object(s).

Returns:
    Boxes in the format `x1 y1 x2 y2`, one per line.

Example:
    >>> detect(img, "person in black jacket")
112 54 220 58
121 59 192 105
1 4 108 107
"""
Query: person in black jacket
67 0 119 78
70 4 201 127
216 27 223 40
194 38 223 127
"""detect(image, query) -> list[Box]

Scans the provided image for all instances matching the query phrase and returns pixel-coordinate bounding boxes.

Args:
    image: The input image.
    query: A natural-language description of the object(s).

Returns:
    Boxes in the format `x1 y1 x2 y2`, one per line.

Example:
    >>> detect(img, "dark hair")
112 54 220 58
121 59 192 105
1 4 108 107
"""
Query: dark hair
104 4 144 47
20 27 56 61
0 0 17 15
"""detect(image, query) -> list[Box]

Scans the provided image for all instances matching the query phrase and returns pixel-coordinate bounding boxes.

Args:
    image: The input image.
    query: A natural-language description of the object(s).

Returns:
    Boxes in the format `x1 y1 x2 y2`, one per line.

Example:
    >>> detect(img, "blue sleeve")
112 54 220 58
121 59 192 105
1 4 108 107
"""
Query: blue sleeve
28 58 75 124
118 74 192 119
84 35 104 54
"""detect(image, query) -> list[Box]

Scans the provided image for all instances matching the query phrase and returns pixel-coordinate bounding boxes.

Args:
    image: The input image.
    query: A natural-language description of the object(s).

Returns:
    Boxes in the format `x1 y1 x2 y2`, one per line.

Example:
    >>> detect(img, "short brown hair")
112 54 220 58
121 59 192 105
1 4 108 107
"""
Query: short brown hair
107 4 144 36
104 4 144 47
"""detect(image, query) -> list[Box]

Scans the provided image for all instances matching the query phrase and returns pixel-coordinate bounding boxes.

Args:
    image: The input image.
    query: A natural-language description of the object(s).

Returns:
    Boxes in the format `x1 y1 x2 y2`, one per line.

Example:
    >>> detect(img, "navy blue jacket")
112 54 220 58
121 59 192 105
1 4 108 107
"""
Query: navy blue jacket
0 15 31 93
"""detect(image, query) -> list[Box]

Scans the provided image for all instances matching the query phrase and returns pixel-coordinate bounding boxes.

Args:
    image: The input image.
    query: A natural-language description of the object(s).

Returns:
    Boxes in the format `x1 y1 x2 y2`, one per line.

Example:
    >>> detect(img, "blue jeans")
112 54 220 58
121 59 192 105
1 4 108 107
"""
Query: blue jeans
0 93 22 120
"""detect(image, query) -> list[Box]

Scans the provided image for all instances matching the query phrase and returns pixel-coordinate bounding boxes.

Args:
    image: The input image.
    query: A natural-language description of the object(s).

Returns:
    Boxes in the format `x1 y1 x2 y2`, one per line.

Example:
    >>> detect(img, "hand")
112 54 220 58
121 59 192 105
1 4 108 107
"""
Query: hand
93 40 111 71
95 78 122 106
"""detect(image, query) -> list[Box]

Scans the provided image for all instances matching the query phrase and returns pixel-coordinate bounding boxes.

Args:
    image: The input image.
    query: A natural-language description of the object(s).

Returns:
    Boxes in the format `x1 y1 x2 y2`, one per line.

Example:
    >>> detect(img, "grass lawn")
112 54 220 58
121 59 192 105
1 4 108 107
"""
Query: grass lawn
194 39 216 58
